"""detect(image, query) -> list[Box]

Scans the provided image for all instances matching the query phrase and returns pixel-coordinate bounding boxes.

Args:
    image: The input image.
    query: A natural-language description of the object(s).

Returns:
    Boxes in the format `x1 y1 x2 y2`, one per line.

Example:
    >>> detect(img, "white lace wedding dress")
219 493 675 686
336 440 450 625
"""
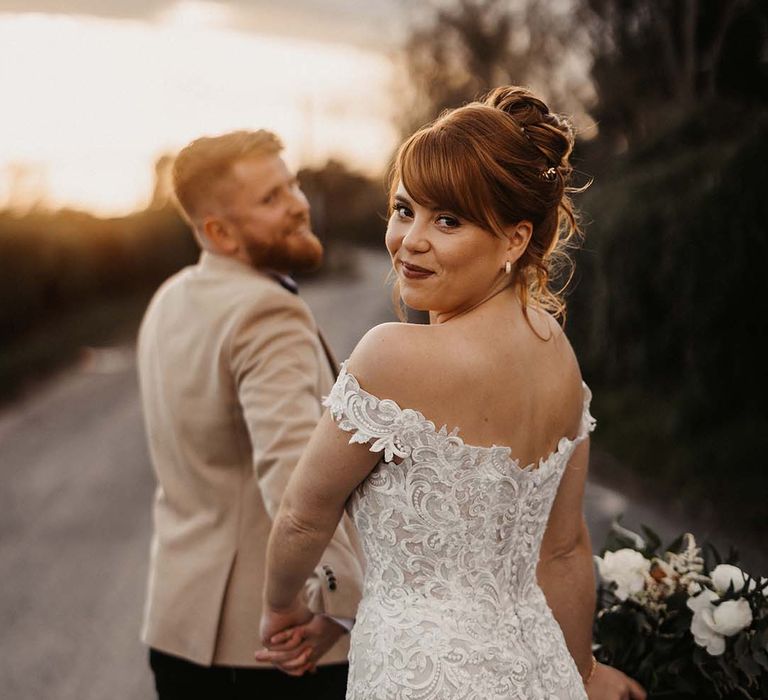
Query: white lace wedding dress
323 362 597 700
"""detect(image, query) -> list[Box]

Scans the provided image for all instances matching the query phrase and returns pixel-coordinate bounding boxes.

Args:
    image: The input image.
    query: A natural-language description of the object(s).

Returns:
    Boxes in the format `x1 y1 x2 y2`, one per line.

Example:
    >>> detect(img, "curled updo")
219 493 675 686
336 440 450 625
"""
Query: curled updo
390 85 587 332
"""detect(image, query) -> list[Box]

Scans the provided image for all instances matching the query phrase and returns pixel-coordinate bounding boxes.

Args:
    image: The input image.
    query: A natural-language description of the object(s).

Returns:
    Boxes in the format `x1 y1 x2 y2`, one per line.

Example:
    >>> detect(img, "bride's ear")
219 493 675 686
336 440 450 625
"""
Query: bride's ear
504 221 533 264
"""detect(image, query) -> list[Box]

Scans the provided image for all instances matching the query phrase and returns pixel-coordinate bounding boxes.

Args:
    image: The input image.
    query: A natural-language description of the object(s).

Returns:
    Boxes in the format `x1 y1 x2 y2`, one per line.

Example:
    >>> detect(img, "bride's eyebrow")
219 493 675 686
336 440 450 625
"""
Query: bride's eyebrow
394 194 456 214
393 193 412 206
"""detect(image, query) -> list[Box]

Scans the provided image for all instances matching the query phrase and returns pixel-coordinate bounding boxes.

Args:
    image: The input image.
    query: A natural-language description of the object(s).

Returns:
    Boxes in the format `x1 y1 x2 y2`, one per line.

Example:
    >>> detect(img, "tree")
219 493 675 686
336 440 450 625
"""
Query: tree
397 0 594 136
582 0 767 151
298 160 387 249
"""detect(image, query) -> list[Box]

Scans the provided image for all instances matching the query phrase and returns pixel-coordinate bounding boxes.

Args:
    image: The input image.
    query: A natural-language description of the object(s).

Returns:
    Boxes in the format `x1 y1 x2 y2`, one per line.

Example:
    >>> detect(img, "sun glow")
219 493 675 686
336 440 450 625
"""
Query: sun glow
156 1 237 29
0 11 397 216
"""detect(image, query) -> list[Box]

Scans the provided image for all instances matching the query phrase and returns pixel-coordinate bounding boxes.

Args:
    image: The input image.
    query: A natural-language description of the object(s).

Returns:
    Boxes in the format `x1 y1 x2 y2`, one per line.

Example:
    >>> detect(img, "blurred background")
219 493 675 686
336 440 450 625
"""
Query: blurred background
1 0 766 697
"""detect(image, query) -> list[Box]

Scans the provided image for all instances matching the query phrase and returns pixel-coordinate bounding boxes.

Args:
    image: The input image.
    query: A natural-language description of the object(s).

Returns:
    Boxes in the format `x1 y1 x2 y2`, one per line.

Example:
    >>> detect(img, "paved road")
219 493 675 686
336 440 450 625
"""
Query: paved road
0 248 759 699
0 249 395 700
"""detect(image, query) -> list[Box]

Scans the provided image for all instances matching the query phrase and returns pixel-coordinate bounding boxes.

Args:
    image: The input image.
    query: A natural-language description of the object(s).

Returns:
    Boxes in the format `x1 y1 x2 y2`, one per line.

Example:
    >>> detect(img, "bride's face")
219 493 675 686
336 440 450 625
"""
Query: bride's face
385 182 516 316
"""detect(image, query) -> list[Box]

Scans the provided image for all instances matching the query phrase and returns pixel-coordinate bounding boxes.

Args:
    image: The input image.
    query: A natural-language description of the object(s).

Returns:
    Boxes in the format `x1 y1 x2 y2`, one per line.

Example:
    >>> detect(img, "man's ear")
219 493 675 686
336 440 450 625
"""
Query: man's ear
201 216 239 255
505 220 533 263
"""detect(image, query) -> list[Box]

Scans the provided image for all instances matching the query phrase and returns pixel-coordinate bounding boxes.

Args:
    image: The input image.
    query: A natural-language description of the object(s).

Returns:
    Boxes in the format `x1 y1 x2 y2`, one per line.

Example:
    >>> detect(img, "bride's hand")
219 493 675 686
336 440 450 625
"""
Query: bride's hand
586 663 646 700
255 618 312 677
255 614 347 675
259 598 313 653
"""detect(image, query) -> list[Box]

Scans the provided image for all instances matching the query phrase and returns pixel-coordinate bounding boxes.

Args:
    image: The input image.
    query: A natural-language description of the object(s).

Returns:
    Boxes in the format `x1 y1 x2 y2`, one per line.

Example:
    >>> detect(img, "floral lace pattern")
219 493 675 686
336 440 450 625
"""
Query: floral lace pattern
323 362 597 700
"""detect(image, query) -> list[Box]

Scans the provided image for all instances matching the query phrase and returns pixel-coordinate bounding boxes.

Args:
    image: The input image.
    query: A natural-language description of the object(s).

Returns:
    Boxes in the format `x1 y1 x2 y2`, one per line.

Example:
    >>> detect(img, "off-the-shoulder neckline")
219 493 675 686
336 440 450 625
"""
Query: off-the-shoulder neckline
334 361 595 474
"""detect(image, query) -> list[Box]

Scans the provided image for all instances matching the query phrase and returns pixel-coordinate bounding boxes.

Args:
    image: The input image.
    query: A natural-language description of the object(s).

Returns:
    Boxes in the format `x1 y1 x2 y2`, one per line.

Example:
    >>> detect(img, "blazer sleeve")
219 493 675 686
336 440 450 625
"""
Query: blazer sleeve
229 290 364 620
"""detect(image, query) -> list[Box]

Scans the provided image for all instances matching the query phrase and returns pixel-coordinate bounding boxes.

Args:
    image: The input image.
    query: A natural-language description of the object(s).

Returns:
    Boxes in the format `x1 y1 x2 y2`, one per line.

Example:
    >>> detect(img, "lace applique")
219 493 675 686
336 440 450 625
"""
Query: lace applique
323 362 596 700
323 361 596 474
322 364 447 462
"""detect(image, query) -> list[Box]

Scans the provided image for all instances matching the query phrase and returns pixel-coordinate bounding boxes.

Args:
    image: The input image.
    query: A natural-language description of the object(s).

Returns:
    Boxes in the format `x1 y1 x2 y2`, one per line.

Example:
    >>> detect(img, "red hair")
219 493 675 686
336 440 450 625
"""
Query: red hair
390 86 588 334
172 129 283 225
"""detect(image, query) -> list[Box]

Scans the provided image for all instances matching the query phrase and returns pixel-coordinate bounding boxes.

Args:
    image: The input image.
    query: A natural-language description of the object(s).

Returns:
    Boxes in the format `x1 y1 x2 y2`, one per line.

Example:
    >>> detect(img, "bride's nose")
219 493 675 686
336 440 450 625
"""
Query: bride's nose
401 221 430 254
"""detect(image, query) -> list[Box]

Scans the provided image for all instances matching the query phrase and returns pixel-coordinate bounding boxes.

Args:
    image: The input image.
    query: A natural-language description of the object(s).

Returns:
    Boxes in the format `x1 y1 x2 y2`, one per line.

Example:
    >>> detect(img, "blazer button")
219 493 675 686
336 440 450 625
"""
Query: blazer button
329 580 337 591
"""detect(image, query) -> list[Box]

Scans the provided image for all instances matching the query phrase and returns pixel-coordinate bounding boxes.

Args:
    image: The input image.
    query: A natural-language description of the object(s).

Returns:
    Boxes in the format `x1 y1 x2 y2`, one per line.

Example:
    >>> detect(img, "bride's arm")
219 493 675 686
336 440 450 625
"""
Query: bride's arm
537 437 595 681
263 322 414 619
263 409 379 614
538 439 647 699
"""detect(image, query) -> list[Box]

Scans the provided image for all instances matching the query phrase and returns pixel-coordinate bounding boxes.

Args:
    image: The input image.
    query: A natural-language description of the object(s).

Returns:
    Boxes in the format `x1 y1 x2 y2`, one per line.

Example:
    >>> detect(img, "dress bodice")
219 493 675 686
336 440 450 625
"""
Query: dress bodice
323 362 597 700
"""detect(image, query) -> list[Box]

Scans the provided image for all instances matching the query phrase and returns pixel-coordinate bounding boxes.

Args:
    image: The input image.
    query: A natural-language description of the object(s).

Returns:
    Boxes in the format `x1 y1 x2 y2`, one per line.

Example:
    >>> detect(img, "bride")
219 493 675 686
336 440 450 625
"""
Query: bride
257 86 646 700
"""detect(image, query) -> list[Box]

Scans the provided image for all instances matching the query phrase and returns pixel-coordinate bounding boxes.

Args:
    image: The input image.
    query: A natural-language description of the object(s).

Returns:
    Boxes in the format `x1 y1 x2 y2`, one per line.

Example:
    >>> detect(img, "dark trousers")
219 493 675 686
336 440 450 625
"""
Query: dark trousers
149 648 349 700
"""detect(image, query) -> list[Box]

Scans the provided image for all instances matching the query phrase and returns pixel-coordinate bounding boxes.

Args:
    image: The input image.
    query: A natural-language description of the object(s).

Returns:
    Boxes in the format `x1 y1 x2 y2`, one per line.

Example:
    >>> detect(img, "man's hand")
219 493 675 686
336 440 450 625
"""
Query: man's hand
255 614 347 676
586 663 647 700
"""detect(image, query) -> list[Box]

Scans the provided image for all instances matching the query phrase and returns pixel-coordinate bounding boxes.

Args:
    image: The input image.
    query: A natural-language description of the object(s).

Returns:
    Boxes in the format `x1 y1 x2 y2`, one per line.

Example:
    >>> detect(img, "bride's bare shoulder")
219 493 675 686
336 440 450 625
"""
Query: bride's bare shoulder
345 322 439 401
524 304 579 361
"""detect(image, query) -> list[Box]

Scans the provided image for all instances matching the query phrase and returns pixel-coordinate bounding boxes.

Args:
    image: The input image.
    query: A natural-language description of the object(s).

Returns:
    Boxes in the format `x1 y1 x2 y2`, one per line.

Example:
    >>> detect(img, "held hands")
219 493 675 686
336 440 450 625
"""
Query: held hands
258 603 646 692
257 599 346 676
586 662 647 700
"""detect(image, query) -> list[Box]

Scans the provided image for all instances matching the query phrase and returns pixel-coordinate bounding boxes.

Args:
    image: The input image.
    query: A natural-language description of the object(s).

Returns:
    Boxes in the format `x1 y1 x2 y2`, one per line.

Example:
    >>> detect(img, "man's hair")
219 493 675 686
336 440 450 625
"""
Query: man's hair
172 130 283 225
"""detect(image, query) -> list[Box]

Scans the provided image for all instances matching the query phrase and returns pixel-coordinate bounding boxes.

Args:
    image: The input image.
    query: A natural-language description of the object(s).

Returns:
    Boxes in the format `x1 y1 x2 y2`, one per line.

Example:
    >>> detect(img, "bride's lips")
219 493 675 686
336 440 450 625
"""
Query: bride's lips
400 261 434 280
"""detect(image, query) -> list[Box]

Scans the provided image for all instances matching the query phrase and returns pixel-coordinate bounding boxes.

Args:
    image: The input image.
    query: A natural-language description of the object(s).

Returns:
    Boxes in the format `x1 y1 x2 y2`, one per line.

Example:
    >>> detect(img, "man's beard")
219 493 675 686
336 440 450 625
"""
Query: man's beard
242 226 324 275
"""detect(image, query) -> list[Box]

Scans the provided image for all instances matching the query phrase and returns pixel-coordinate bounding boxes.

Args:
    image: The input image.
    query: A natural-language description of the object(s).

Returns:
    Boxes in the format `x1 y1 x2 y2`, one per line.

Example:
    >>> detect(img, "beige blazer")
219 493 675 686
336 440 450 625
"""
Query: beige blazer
137 251 364 667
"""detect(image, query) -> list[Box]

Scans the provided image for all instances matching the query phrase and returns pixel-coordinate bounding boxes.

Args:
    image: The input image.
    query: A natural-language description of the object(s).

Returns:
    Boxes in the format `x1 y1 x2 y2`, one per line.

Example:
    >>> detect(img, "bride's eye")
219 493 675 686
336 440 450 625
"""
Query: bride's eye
392 203 413 220
436 214 461 229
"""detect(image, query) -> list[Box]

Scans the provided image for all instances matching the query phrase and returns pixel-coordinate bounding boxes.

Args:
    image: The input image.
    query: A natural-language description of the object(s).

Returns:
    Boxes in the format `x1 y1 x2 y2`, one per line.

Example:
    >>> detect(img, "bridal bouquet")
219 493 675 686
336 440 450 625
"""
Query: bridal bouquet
592 521 768 699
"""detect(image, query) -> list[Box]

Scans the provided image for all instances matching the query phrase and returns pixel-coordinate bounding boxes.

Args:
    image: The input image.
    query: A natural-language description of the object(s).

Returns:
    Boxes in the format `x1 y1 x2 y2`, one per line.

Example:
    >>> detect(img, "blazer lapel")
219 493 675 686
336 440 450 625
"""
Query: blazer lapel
267 272 339 380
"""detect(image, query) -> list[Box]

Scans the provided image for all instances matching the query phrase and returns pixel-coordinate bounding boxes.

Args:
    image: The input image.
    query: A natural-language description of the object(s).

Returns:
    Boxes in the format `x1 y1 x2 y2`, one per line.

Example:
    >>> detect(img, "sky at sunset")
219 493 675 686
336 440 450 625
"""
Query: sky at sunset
0 1 403 215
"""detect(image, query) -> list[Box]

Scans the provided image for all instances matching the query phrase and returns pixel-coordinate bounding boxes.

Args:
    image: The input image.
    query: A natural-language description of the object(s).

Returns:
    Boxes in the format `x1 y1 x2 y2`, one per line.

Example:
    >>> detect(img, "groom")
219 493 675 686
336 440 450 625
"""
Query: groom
137 130 364 699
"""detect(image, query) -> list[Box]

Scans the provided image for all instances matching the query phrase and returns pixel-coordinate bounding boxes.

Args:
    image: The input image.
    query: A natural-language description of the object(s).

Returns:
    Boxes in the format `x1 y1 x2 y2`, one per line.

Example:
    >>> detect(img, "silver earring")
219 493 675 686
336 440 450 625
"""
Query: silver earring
505 261 512 274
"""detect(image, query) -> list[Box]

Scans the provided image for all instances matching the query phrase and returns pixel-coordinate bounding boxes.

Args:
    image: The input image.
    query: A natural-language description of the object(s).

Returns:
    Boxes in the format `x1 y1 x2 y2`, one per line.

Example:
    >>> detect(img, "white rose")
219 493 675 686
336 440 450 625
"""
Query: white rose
708 599 753 636
687 589 725 655
687 590 754 656
711 564 756 595
594 549 651 601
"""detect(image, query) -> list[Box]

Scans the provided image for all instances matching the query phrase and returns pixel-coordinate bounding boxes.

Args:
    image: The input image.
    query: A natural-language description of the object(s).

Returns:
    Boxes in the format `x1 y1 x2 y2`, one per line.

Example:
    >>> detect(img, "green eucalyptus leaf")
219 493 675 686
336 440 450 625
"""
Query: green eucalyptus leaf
735 651 761 680
724 544 741 566
665 532 685 555
720 654 742 685
604 517 646 552
704 542 724 571
734 634 750 657
640 523 662 554
753 652 768 672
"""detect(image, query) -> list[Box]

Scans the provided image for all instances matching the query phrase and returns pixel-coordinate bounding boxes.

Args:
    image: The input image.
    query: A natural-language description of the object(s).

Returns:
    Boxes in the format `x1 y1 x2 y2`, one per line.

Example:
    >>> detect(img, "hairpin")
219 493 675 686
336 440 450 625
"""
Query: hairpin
541 166 557 181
